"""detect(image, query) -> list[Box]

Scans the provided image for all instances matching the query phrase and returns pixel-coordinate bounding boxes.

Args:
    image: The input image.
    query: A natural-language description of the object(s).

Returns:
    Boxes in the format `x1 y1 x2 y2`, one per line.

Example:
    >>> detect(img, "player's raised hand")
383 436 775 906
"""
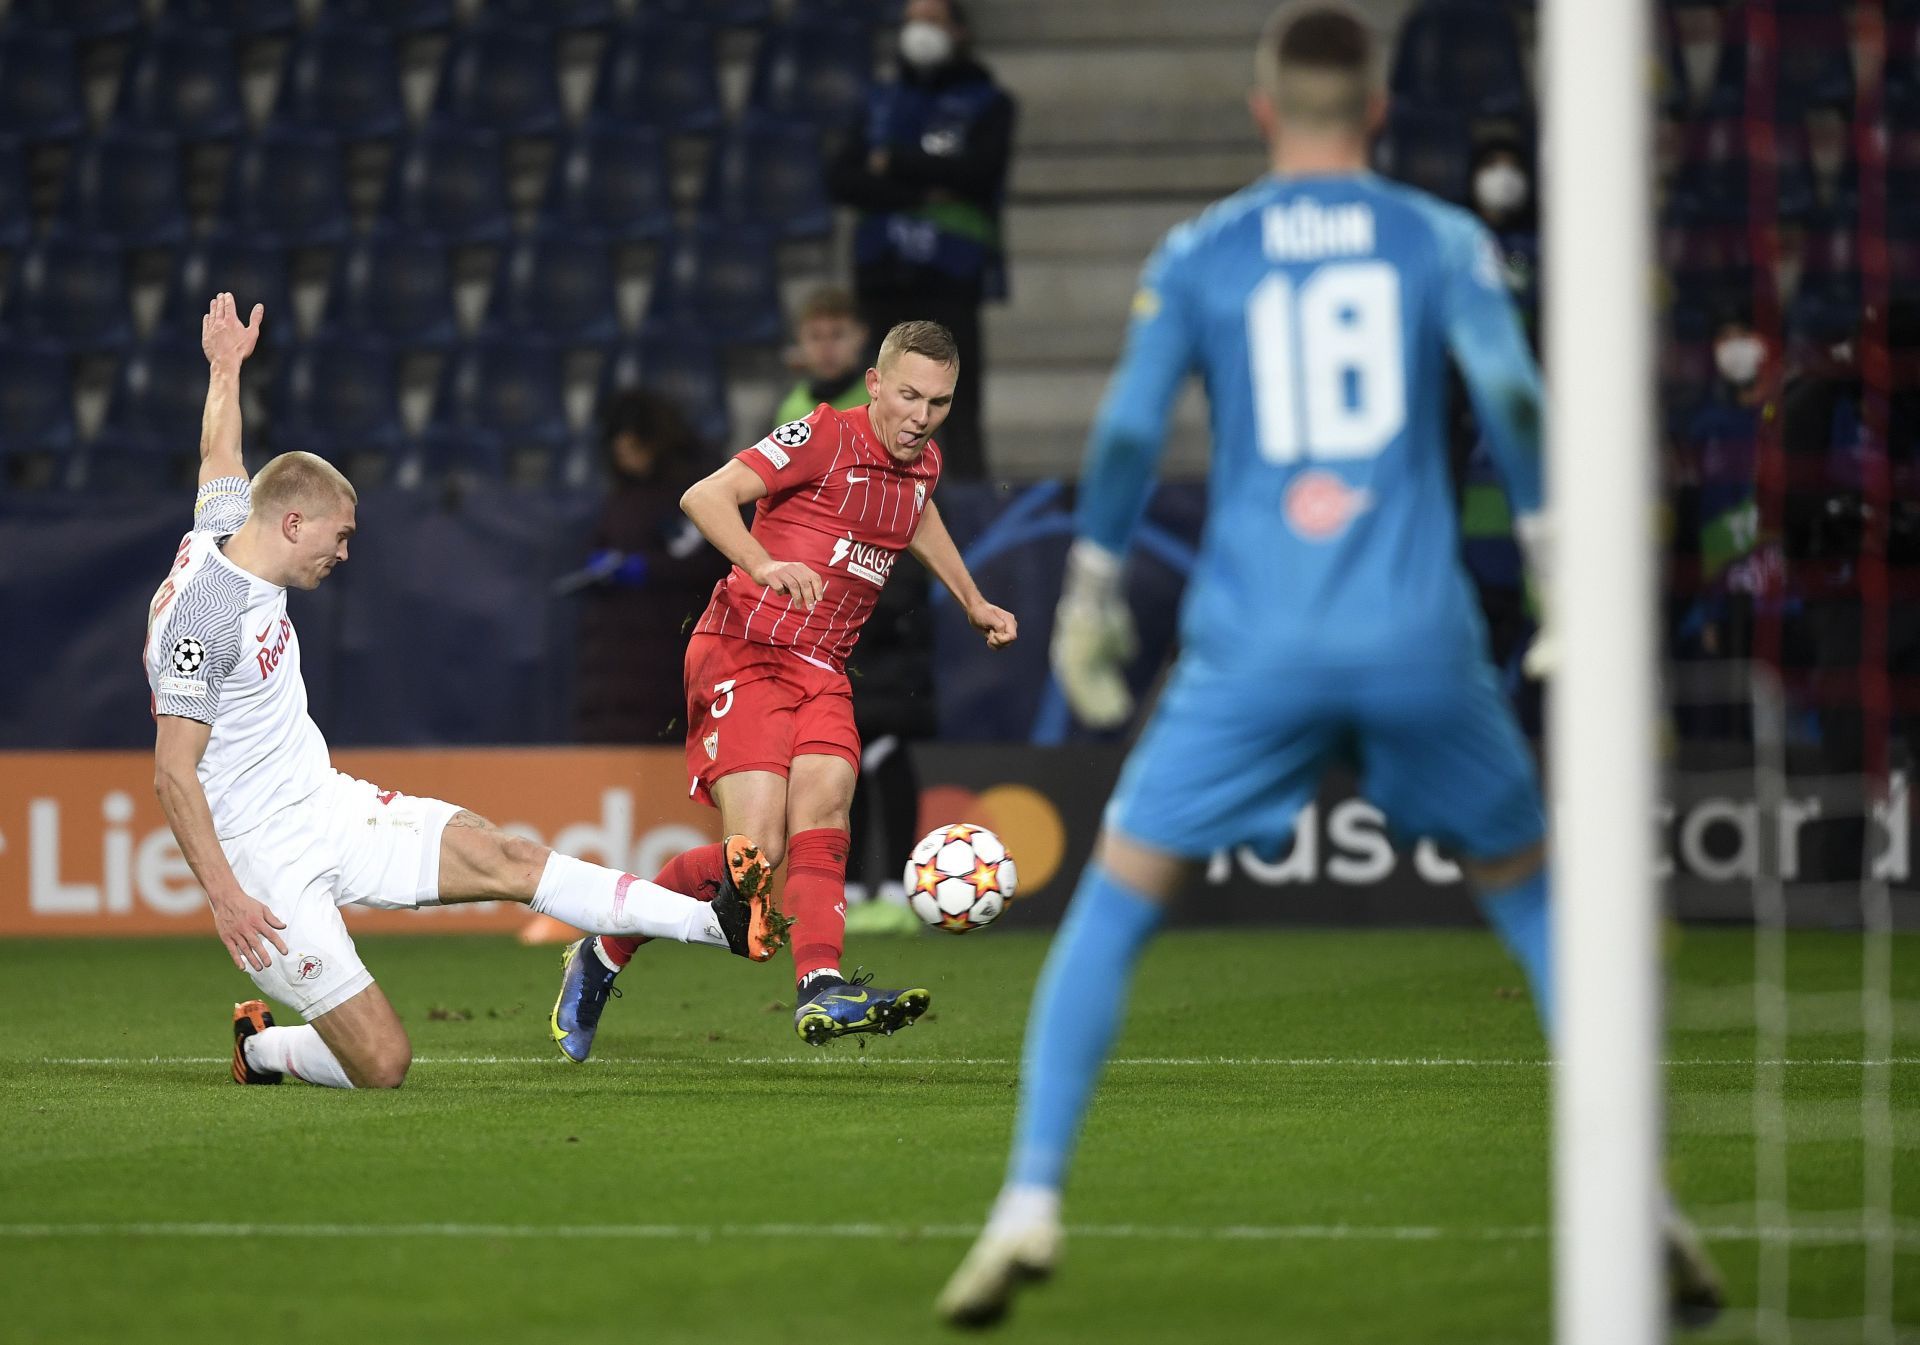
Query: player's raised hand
1051 540 1136 729
207 885 289 973
201 292 264 371
968 600 1018 650
752 558 824 610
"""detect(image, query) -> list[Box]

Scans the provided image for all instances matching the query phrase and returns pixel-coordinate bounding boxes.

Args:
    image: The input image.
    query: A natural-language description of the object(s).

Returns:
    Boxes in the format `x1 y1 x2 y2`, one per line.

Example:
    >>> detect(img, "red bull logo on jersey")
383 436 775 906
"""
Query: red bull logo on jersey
1284 471 1373 541
255 616 293 680
827 536 895 586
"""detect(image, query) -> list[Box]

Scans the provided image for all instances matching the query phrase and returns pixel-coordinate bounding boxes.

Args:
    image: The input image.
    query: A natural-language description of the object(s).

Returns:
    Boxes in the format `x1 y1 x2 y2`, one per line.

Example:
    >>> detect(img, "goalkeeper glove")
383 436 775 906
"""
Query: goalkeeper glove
1050 539 1137 729
1514 512 1555 679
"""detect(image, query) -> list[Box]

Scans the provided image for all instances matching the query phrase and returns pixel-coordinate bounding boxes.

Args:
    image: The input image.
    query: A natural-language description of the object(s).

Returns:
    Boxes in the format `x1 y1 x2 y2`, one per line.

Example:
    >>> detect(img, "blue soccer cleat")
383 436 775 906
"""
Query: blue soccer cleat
793 970 930 1046
549 938 622 1064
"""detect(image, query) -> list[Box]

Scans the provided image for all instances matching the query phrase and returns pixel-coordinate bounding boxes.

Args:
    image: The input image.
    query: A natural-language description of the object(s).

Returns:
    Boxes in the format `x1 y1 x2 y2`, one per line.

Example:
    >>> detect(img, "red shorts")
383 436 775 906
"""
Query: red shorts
682 633 861 807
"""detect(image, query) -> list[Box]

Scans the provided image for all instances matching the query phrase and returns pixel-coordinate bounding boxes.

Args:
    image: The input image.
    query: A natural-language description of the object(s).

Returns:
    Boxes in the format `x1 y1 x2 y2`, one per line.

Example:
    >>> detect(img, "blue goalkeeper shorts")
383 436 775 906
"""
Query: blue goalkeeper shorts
1104 655 1544 863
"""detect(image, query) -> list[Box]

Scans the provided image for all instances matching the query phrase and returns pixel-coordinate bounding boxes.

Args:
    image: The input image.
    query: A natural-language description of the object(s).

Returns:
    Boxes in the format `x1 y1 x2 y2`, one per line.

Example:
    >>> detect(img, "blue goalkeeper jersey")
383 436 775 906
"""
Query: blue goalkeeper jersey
1077 171 1544 671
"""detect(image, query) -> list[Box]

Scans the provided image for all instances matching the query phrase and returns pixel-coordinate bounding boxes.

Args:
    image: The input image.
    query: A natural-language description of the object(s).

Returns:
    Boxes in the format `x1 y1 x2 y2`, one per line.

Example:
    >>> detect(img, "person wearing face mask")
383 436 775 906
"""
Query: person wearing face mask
825 0 1015 480
1468 140 1539 337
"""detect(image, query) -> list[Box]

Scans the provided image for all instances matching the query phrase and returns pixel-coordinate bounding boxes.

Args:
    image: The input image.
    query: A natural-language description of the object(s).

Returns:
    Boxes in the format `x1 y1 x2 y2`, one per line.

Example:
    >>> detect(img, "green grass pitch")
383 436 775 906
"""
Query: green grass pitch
1 928 1913 1344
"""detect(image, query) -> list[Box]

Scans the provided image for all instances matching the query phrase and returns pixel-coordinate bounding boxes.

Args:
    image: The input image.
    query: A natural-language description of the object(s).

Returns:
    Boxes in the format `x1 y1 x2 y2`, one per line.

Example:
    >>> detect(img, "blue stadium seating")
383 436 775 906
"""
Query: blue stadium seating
1659 220 1753 325
157 240 294 347
1373 105 1473 206
11 0 143 38
657 0 773 24
404 426 512 485
0 142 30 250
1665 116 1818 227
0 342 76 460
428 338 570 453
222 129 352 248
1888 22 1920 127
272 339 408 462
540 121 674 244
1704 7 1854 118
115 26 247 143
642 226 783 347
57 130 190 248
0 237 134 349
600 335 730 447
320 230 458 349
591 20 723 135
483 228 620 344
317 0 455 33
161 0 301 34
1789 227 1862 346
483 0 620 28
432 21 564 137
1388 0 1530 120
747 18 873 129
275 24 408 140
0 27 88 144
700 117 833 238
92 342 215 459
381 127 512 245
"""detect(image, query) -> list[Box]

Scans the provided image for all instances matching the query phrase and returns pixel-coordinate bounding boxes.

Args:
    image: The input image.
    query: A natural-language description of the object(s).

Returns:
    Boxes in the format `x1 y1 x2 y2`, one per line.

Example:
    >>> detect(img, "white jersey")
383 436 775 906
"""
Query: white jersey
143 475 331 839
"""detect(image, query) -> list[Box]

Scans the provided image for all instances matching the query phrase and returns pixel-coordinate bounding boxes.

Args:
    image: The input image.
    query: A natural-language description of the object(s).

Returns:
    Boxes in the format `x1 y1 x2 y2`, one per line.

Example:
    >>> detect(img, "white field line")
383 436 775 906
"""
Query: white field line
0 1221 1913 1247
31 1055 1920 1068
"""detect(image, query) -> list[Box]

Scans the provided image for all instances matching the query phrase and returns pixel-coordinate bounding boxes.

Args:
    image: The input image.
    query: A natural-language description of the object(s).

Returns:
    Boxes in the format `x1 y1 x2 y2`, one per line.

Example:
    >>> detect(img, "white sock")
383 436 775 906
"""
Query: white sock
987 1184 1062 1235
530 854 726 947
246 1024 354 1089
798 967 843 994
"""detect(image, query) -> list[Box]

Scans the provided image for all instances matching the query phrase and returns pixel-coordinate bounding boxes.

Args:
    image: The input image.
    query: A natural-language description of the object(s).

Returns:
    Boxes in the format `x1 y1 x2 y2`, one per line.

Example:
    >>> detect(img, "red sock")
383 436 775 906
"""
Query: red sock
598 842 726 968
785 827 849 983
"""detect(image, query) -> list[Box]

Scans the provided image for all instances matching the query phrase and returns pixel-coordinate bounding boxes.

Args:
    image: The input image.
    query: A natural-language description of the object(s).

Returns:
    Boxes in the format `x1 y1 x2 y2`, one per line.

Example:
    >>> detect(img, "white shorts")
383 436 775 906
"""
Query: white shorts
222 770 461 1019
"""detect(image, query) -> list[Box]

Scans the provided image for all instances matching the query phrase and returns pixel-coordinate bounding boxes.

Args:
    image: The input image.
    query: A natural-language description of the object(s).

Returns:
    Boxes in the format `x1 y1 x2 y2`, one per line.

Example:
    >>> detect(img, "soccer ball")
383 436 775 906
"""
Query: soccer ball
905 823 1018 933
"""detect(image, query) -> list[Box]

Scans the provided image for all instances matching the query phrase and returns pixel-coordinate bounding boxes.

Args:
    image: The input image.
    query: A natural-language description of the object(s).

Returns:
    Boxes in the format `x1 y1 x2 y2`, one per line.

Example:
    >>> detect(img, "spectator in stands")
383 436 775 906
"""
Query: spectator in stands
774 286 870 426
571 391 725 744
825 0 1015 480
1469 138 1539 338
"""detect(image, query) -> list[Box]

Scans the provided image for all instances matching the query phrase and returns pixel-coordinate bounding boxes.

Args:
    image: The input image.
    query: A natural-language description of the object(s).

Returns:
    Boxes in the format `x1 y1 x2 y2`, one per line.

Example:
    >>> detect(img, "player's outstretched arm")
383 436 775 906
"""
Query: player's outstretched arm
197 292 263 489
681 460 825 609
153 715 288 972
909 500 1017 649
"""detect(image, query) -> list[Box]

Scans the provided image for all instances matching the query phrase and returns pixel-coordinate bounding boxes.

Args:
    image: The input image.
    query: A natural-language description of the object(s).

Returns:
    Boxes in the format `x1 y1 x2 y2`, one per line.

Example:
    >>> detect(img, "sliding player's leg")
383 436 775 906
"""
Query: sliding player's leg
939 661 1335 1326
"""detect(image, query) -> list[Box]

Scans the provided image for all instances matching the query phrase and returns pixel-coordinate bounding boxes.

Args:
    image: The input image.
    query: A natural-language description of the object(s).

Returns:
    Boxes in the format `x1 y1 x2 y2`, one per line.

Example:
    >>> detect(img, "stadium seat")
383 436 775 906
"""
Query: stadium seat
92 342 217 459
431 22 564 137
160 0 301 34
699 117 834 239
483 228 619 344
222 129 352 249
1372 105 1473 206
316 0 455 33
0 27 88 144
483 0 620 28
591 20 723 136
381 127 512 245
1703 7 1854 119
641 226 783 347
540 122 674 244
274 24 408 140
1659 221 1754 321
600 335 730 447
1665 116 1818 227
657 0 773 24
0 237 134 349
272 339 407 462
0 341 77 460
0 142 31 250
319 230 458 349
1889 124 1920 236
57 129 190 249
428 337 570 454
1388 0 1530 121
115 26 248 143
747 18 873 130
156 239 295 347
10 0 143 38
403 426 511 486
1789 227 1862 346
1888 22 1920 125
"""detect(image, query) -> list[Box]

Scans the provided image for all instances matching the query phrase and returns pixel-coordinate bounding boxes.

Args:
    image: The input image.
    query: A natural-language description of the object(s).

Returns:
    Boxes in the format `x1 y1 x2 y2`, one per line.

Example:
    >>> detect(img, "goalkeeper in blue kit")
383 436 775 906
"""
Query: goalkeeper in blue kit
938 1 1723 1328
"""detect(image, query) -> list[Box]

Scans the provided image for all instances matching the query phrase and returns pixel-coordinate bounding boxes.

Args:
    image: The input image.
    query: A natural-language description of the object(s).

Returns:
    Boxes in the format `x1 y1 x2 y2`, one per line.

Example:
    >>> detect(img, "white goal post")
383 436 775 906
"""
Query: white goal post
1544 0 1664 1343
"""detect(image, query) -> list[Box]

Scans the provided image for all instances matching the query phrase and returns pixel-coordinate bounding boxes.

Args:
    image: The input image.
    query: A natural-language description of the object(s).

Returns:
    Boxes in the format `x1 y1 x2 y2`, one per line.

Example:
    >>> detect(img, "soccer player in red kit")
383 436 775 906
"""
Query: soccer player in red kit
550 320 1017 1057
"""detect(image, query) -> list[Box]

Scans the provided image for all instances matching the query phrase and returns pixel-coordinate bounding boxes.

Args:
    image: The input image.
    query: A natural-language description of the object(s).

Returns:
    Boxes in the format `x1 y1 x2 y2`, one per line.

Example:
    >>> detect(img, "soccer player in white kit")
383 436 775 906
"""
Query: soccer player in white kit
147 295 788 1090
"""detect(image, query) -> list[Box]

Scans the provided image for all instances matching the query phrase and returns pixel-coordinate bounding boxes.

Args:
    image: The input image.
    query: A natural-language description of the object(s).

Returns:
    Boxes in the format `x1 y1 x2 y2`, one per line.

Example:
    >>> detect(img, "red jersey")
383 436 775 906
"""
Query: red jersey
693 402 941 672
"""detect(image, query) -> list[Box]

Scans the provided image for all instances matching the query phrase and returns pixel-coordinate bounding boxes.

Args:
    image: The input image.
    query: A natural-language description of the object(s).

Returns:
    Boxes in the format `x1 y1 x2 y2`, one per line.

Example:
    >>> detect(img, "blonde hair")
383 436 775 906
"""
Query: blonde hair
876 319 959 371
1256 1 1377 134
796 285 860 327
251 451 357 521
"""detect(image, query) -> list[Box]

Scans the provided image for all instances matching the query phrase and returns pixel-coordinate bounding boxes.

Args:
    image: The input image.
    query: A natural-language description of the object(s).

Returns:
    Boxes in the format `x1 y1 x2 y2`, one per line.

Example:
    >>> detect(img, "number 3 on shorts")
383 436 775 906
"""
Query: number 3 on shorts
711 679 737 719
